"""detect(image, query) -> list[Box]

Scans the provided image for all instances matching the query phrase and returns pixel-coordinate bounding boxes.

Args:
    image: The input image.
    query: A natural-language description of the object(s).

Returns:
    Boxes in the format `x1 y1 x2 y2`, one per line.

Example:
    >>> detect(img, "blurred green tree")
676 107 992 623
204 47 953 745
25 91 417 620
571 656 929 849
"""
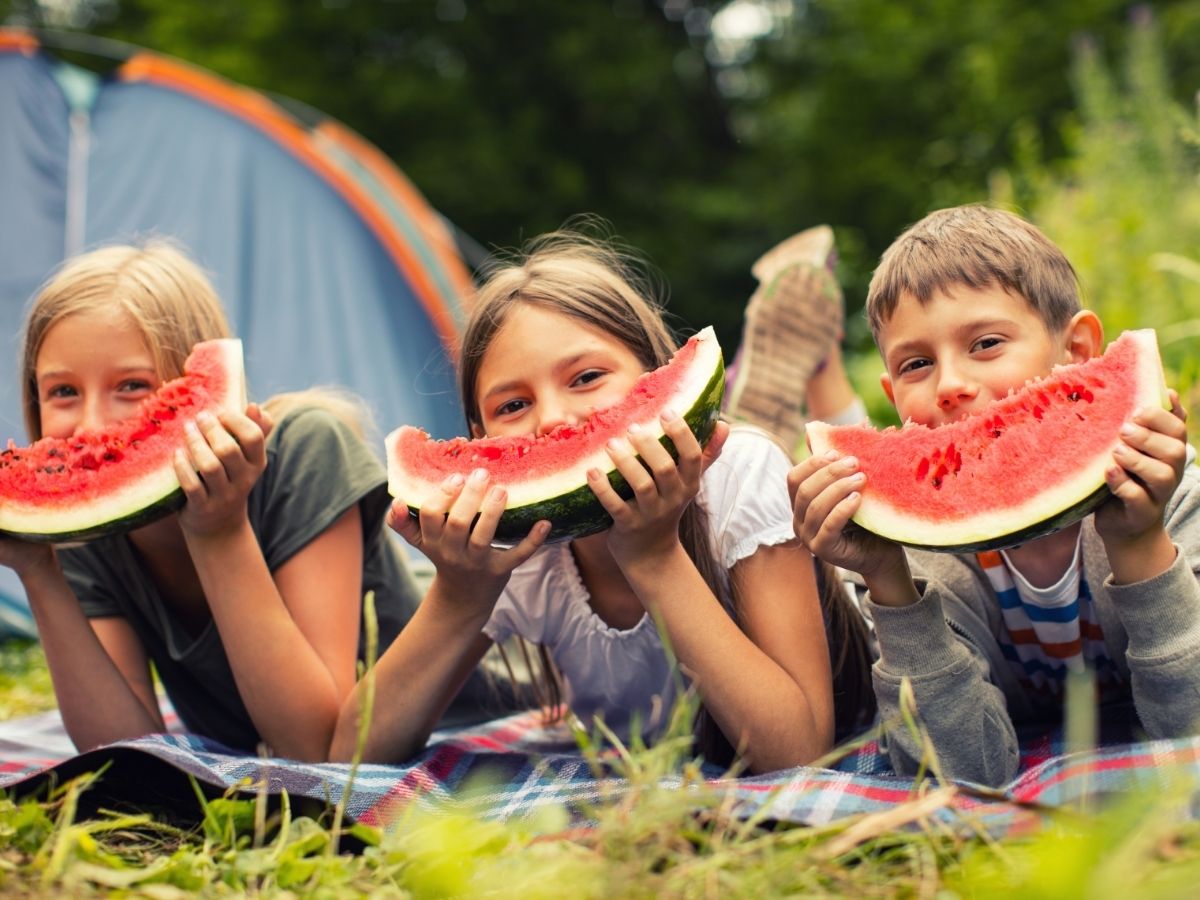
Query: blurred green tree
8 0 1200 360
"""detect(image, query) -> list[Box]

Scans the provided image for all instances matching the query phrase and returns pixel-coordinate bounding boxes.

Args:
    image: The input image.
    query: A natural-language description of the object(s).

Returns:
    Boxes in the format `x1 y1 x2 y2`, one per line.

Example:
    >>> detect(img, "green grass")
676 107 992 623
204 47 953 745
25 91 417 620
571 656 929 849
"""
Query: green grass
0 636 1199 897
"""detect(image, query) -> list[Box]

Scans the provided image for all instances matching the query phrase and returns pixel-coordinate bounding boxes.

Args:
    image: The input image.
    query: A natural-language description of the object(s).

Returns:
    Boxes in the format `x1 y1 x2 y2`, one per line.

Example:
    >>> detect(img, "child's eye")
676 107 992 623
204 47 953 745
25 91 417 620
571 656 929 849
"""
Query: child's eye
571 369 605 387
972 337 1003 353
45 384 78 400
898 358 931 375
118 379 154 394
495 398 528 417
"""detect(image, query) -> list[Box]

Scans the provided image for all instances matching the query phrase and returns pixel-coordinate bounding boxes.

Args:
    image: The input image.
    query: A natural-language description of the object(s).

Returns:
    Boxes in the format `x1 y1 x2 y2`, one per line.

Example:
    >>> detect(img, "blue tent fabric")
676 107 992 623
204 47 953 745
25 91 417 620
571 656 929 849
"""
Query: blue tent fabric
0 40 475 637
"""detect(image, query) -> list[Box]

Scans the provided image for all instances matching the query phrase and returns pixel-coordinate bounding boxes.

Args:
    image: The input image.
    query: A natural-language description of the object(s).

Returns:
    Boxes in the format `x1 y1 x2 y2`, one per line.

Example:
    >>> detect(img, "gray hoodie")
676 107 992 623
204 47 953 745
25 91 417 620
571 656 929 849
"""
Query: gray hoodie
860 458 1200 787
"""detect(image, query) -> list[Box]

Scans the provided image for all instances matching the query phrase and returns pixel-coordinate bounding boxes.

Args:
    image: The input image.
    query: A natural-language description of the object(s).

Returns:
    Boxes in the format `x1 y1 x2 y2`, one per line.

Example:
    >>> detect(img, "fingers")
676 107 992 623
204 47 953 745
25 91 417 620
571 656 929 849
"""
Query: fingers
219 409 267 468
386 498 422 546
507 519 551 566
1112 406 1188 505
788 452 865 548
700 420 729 473
245 402 275 441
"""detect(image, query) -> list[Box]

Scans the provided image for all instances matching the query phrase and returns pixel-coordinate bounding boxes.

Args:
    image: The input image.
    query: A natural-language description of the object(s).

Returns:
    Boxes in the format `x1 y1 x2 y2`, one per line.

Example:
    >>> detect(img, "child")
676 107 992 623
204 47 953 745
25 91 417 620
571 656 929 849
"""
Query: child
789 205 1200 786
332 232 874 773
0 242 485 761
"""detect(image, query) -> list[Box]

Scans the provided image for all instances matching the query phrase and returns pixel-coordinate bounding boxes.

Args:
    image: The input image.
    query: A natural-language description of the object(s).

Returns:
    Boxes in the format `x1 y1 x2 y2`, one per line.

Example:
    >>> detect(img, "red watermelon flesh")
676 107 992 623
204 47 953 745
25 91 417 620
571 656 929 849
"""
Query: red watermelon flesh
804 330 1168 552
0 339 246 542
387 326 725 546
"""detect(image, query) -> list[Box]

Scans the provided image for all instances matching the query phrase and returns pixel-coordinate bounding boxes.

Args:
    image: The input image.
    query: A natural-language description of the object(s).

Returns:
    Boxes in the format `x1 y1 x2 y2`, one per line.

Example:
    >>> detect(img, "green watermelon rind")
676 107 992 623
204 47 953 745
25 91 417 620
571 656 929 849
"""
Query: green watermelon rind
0 340 245 544
809 329 1168 554
488 358 726 547
0 491 186 544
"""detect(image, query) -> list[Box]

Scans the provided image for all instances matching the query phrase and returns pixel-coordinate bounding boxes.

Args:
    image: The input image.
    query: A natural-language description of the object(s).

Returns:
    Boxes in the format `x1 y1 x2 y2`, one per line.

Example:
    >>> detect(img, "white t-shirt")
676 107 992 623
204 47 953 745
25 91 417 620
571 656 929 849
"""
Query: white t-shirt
483 427 797 737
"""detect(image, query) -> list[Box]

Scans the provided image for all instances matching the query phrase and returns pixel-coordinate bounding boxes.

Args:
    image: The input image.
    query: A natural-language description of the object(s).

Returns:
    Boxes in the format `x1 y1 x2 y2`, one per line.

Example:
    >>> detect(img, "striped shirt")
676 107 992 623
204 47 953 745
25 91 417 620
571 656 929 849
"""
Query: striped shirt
977 538 1125 704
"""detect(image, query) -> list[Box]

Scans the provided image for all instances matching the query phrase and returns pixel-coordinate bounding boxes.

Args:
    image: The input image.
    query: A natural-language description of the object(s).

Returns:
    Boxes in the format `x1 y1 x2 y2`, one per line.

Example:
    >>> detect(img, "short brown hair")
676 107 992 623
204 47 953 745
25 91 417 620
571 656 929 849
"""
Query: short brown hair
865 205 1080 344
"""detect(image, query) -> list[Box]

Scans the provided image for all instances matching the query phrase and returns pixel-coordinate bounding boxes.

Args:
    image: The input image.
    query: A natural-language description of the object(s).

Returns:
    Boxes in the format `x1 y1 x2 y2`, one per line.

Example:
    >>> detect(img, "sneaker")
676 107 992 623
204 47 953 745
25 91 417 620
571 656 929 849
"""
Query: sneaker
725 225 844 452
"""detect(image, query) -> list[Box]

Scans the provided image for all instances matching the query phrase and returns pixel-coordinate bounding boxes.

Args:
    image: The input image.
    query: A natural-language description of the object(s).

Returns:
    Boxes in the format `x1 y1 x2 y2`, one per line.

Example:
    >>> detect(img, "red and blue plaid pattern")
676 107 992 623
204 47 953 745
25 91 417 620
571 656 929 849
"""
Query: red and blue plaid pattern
0 708 1196 836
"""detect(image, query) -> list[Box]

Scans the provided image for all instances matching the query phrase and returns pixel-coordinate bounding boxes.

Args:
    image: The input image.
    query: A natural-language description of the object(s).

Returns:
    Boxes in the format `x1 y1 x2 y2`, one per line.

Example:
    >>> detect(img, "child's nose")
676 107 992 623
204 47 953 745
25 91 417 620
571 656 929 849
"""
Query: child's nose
936 364 977 409
77 396 111 434
535 400 581 437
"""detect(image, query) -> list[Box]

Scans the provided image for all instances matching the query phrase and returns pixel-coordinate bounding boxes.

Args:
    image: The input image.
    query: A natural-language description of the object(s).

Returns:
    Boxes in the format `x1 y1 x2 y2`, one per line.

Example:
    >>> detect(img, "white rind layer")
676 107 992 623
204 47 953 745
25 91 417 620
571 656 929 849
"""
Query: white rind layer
808 329 1167 548
0 339 245 538
387 326 723 509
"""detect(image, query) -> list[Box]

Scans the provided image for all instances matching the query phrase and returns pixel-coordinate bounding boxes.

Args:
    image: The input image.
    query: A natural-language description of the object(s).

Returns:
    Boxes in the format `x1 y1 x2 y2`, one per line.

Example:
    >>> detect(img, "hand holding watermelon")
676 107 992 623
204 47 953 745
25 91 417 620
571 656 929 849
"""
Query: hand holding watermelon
1094 392 1189 584
0 533 57 582
589 411 729 568
787 451 917 606
387 468 550 602
174 405 271 539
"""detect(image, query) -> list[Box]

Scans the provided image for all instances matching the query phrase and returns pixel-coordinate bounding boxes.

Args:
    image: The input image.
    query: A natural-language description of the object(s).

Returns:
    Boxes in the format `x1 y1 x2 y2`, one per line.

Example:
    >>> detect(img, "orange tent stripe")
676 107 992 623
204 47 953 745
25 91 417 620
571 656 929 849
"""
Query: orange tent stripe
315 120 476 306
116 52 460 352
0 28 39 55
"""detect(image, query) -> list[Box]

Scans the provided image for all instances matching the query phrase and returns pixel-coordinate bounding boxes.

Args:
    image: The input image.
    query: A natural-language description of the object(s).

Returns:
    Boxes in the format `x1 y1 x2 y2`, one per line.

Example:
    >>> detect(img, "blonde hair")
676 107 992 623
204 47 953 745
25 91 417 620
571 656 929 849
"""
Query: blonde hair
260 388 377 443
21 241 231 440
866 205 1081 345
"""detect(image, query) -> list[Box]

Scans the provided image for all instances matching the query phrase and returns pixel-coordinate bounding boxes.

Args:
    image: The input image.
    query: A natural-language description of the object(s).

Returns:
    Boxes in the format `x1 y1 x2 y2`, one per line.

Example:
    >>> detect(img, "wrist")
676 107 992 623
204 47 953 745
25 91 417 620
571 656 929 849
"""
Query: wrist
614 537 689 582
16 545 61 586
863 554 920 607
182 513 255 548
428 573 505 626
1105 526 1177 585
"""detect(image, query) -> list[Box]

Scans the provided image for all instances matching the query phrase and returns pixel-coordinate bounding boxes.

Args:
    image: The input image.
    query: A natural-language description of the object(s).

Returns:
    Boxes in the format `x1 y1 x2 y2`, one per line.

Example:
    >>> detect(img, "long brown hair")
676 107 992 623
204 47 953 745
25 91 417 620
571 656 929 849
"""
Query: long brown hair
461 229 875 761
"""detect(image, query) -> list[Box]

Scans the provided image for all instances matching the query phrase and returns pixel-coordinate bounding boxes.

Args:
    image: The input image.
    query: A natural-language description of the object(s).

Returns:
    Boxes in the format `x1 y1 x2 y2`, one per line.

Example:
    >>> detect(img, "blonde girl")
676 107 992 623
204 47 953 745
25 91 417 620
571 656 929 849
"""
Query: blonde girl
333 232 873 772
2 241 433 761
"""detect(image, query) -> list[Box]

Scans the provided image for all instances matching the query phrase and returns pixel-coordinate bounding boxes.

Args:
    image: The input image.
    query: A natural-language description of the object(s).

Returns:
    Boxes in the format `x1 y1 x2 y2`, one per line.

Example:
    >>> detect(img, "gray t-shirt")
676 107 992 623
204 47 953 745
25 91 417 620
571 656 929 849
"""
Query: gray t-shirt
58 406 418 752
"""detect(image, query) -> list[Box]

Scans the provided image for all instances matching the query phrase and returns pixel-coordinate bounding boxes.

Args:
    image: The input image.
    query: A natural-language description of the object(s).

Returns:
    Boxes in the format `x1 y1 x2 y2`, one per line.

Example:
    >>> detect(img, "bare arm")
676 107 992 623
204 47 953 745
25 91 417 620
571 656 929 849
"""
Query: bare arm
186 507 364 761
621 540 834 772
330 578 495 763
15 550 165 750
331 471 548 763
176 407 364 761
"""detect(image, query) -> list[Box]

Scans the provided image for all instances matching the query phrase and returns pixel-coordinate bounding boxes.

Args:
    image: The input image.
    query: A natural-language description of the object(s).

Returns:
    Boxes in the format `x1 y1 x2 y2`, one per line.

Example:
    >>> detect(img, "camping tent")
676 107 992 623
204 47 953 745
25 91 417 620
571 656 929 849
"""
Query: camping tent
0 28 478 635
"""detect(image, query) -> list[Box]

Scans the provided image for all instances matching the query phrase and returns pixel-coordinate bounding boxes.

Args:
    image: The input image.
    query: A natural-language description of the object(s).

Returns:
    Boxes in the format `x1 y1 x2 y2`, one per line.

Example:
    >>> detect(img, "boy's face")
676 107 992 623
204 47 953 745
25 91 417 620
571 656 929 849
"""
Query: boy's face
878 283 1079 427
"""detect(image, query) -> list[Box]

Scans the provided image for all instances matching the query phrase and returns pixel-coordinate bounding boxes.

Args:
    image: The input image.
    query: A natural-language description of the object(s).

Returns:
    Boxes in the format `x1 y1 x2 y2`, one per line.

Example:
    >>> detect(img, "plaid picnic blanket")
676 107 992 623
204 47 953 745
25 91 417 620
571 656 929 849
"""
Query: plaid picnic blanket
2 706 1199 838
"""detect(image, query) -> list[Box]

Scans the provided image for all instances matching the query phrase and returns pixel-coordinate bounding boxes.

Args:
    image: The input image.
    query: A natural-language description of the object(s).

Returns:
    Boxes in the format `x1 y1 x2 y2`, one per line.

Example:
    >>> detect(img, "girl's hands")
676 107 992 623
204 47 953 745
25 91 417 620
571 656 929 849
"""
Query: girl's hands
175 404 272 538
388 468 549 601
589 411 728 566
0 537 57 582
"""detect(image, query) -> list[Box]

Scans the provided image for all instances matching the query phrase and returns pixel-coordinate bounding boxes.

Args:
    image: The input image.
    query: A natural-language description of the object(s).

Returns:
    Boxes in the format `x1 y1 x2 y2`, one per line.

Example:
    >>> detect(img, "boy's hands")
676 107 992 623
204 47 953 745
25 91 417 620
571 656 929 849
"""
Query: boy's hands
1096 392 1189 583
388 469 549 603
175 404 271 538
588 413 728 568
788 451 917 606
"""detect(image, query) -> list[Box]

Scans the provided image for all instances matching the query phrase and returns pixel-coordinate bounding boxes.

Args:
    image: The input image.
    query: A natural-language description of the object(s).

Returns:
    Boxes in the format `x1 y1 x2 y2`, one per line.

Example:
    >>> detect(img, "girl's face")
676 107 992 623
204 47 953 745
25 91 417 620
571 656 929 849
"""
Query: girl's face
35 307 161 439
474 304 646 438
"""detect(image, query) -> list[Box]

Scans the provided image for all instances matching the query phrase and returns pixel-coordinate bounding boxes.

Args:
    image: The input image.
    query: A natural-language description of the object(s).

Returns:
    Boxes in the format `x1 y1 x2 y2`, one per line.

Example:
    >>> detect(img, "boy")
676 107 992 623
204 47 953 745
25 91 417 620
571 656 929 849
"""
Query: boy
788 205 1200 786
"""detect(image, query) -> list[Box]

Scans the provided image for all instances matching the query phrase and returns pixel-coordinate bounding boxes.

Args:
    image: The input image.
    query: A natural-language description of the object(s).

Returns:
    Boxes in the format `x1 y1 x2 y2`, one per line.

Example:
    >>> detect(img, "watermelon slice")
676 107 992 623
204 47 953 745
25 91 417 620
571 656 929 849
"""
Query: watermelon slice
0 339 246 543
805 329 1169 553
386 326 725 547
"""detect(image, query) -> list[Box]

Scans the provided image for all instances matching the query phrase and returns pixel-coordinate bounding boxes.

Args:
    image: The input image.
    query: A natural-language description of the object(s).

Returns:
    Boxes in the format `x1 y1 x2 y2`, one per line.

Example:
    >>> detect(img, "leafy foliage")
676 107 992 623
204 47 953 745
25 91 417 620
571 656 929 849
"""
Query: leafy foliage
994 11 1200 437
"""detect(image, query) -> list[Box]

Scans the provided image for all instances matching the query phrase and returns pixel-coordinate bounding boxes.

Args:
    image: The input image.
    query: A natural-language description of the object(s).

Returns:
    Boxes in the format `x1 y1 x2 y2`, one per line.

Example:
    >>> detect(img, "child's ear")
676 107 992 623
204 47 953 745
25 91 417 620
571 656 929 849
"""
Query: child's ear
879 371 896 406
1061 310 1104 364
470 420 486 439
